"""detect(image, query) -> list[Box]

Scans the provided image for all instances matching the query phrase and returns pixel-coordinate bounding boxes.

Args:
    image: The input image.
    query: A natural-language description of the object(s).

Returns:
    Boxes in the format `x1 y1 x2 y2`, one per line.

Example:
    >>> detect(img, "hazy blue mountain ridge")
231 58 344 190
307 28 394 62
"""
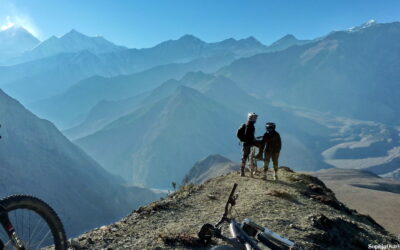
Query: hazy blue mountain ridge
265 34 311 52
0 50 125 104
0 31 301 109
73 66 400 188
75 85 241 188
0 26 40 65
3 21 400 190
8 29 127 64
73 72 338 188
0 89 158 237
30 54 236 129
218 21 400 124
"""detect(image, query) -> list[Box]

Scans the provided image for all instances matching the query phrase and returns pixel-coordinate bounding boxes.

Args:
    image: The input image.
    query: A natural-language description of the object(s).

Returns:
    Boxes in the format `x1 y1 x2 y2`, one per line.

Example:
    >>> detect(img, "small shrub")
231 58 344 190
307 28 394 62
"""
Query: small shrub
279 166 294 173
266 189 292 200
287 175 302 182
159 233 204 247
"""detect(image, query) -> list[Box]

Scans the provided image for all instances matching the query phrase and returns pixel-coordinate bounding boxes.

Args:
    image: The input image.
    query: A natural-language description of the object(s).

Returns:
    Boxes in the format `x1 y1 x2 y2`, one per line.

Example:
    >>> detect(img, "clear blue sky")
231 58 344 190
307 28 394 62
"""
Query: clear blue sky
1 0 399 48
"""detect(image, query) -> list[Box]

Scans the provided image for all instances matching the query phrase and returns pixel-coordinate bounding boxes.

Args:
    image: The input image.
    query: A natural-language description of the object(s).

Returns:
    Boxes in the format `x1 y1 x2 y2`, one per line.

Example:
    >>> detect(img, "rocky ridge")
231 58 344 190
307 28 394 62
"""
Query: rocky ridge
72 168 398 249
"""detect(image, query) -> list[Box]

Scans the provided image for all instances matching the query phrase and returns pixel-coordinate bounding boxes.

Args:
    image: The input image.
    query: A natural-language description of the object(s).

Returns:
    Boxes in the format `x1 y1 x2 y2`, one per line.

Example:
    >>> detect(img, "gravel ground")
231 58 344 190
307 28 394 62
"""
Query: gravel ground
70 167 399 249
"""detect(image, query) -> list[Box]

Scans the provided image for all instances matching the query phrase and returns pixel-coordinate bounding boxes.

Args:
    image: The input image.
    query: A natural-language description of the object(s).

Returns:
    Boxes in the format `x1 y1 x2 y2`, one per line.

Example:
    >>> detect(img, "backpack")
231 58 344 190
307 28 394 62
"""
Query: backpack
236 124 247 142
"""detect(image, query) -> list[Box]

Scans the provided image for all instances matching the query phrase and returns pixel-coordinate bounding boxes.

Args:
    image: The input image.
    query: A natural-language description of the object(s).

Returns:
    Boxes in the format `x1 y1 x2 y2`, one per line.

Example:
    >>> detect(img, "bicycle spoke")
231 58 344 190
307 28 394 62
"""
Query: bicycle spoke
22 209 24 240
34 229 51 250
28 213 45 245
30 218 47 247
28 210 31 248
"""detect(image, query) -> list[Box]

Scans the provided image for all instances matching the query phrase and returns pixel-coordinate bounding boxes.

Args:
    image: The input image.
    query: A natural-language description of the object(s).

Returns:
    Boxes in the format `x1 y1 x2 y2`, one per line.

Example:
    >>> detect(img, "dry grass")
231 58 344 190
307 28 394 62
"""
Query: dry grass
74 170 398 250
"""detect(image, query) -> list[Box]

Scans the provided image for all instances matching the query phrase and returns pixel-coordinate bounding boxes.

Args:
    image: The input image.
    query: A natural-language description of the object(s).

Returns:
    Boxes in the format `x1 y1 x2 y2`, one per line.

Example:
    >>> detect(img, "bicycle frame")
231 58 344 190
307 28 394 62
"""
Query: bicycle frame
199 183 297 250
229 220 261 250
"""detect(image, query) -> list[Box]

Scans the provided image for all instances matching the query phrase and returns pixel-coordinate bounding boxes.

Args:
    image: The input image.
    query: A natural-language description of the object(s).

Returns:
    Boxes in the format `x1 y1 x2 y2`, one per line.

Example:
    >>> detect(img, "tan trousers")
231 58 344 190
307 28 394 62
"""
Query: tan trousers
263 151 279 172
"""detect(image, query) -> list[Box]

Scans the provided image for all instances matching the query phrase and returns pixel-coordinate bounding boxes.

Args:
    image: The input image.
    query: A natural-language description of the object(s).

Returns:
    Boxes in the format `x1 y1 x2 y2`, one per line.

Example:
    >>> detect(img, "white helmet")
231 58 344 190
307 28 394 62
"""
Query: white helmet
247 112 258 122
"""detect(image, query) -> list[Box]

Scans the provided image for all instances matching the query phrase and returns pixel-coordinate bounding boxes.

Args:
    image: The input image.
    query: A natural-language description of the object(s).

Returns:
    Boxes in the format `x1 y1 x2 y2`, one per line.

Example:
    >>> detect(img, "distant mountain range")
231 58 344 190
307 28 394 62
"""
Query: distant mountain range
1 20 400 190
0 32 260 103
0 29 306 106
17 29 127 63
0 89 159 237
218 21 400 124
71 72 338 188
30 55 237 129
70 69 400 188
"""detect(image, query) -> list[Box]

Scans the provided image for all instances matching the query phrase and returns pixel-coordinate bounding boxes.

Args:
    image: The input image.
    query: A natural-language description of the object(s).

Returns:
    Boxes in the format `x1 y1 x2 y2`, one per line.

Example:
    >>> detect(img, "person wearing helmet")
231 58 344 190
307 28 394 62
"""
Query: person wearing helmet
262 122 281 180
237 112 264 177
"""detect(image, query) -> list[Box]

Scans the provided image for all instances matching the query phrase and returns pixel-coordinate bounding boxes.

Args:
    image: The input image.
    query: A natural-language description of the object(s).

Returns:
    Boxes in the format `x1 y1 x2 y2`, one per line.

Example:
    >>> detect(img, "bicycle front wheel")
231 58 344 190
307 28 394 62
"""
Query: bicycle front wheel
0 195 68 250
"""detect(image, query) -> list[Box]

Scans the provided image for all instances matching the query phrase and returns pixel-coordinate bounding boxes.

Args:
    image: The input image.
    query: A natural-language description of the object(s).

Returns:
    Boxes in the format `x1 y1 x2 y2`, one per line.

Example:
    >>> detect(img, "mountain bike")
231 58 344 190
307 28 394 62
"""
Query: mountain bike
198 183 298 250
0 125 68 249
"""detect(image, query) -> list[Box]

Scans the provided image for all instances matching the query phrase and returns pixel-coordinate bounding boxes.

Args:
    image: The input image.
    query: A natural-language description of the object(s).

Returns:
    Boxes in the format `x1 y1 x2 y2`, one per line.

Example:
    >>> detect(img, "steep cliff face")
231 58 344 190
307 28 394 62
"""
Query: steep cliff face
73 168 398 249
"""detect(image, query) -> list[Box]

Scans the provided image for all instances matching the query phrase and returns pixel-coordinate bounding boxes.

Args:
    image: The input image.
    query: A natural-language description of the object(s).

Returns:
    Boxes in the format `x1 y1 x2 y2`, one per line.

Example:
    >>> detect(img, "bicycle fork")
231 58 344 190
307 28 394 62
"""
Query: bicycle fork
0 205 26 250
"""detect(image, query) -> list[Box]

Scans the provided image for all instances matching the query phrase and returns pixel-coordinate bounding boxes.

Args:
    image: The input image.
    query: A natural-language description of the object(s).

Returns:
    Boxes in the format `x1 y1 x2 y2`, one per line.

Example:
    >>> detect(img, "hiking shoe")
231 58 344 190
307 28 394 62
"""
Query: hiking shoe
262 174 267 181
241 169 245 177
273 171 278 181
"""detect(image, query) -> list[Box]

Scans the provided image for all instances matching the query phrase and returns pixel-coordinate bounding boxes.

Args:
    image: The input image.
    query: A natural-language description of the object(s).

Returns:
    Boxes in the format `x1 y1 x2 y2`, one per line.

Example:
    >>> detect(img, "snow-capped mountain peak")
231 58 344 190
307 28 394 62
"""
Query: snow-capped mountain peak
348 19 378 32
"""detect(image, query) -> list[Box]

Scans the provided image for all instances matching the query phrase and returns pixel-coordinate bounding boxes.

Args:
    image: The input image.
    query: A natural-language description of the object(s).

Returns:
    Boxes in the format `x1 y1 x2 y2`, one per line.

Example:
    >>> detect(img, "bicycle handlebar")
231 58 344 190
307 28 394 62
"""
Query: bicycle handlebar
216 183 237 227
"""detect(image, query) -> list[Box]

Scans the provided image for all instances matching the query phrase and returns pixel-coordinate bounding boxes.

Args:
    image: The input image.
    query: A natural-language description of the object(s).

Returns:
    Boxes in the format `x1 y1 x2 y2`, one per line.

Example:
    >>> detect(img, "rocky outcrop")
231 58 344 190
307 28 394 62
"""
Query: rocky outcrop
72 168 398 249
182 154 240 184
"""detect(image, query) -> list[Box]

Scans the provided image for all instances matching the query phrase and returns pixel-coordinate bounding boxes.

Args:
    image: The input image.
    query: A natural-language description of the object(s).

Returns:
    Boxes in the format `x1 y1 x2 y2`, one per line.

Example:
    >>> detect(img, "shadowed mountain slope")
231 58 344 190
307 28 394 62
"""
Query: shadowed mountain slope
0 89 159 237
75 86 241 188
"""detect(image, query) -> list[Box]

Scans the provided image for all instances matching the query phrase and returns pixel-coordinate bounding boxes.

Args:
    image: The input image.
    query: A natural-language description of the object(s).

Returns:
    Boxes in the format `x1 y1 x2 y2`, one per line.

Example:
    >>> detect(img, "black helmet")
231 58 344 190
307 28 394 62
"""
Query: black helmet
266 122 276 131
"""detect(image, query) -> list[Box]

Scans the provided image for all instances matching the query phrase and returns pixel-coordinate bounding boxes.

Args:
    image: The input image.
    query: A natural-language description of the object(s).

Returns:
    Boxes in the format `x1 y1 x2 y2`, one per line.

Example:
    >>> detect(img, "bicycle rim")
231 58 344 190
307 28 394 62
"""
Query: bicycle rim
0 195 67 250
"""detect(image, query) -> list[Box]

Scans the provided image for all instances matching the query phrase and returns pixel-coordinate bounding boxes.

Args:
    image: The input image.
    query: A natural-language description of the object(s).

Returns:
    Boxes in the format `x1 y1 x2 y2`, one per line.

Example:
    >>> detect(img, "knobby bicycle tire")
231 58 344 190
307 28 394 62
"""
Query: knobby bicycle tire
0 195 68 250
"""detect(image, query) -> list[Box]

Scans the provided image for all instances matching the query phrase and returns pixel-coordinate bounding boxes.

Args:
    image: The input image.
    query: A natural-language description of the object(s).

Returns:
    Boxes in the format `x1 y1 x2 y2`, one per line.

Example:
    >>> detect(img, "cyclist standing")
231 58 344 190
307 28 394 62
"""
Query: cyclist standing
262 122 281 180
237 112 264 177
